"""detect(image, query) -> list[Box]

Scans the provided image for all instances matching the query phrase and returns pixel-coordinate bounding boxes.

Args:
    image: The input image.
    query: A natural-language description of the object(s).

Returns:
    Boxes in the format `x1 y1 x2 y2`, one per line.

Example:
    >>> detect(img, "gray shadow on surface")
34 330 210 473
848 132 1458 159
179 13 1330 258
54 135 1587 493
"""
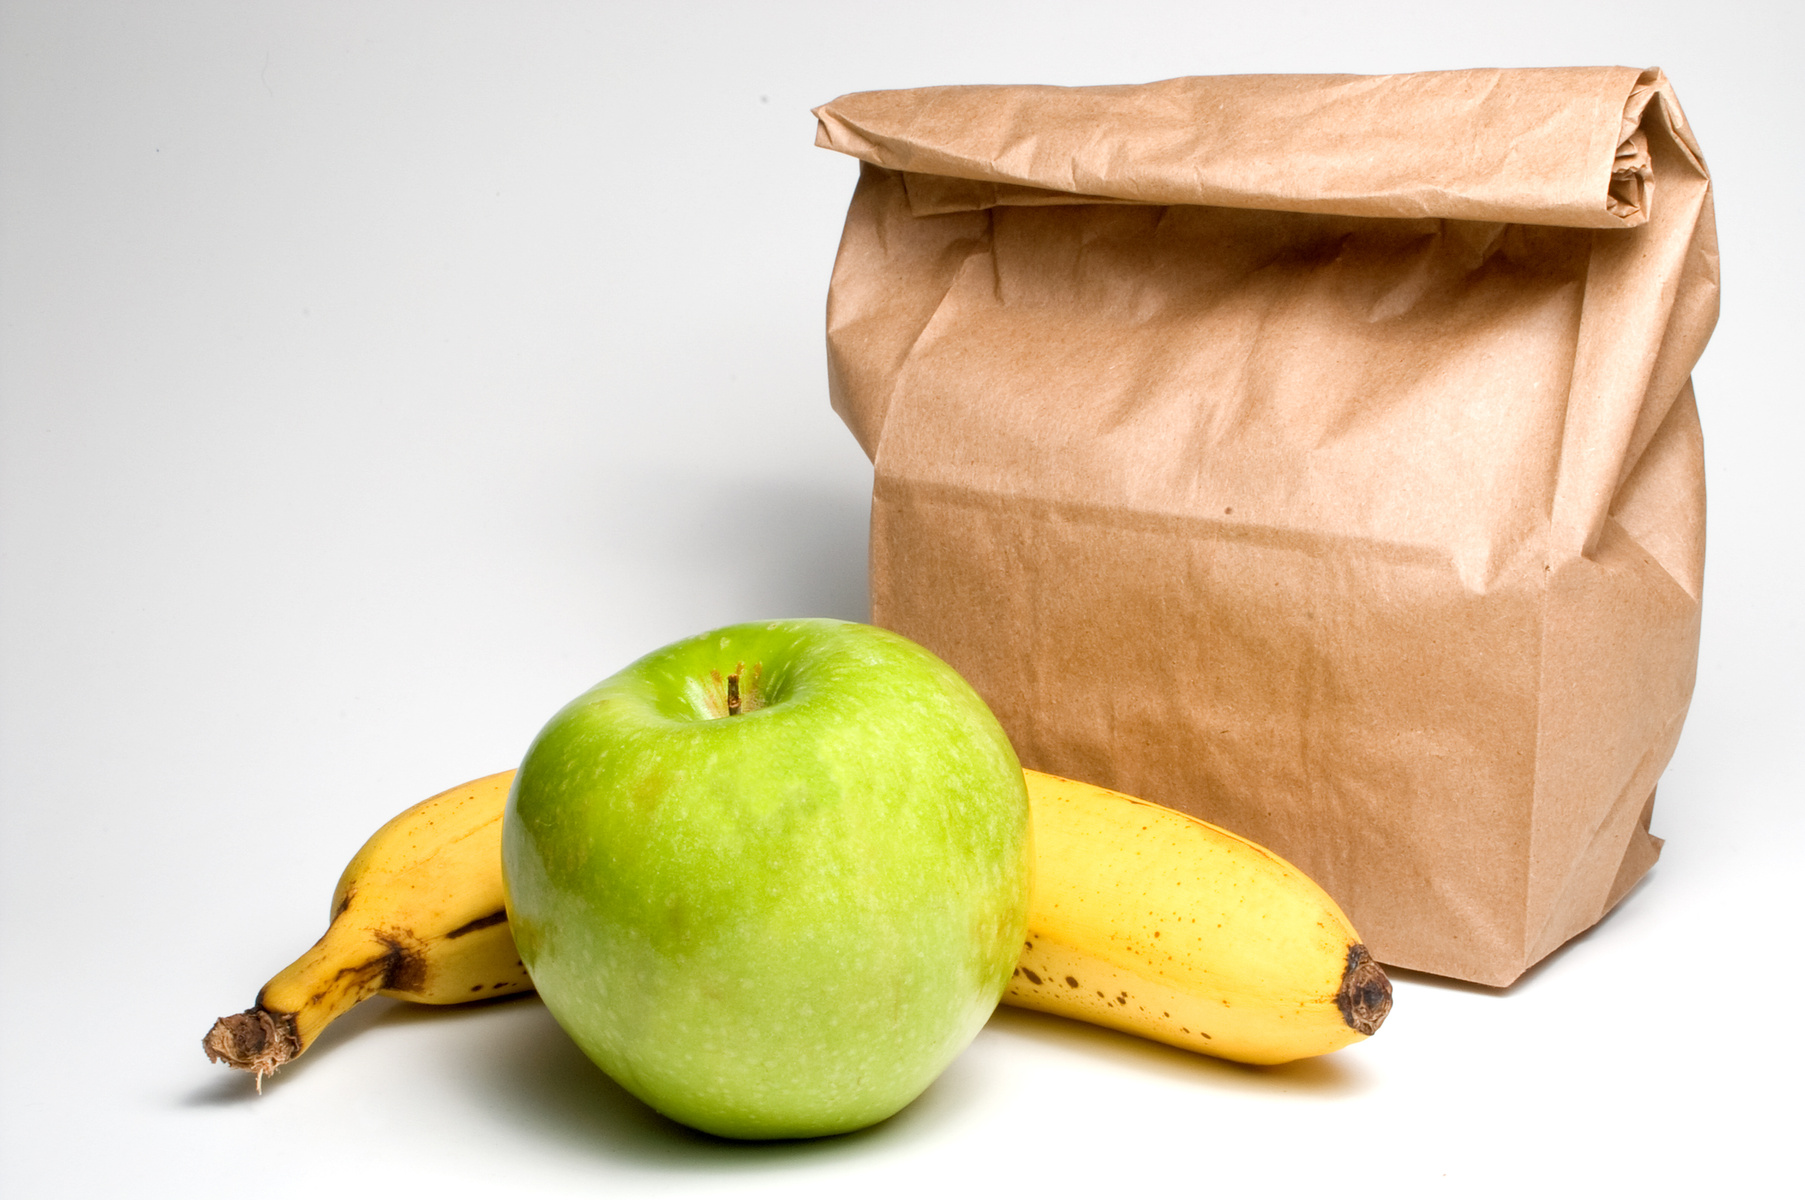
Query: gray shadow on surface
182 980 1370 1156
457 996 979 1170
982 1005 1377 1099
454 993 1371 1171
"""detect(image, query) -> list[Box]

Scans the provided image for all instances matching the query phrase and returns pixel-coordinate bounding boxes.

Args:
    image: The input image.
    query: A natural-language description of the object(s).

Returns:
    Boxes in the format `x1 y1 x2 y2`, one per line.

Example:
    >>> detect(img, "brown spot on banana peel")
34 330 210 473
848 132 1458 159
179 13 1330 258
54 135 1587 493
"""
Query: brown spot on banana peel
1336 944 1392 1036
296 932 425 1005
444 908 508 939
375 931 428 994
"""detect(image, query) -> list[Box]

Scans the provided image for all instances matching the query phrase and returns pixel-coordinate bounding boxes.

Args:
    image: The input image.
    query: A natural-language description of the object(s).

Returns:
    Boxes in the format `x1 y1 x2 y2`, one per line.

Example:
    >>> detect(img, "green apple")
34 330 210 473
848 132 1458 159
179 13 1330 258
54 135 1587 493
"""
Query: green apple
501 619 1031 1140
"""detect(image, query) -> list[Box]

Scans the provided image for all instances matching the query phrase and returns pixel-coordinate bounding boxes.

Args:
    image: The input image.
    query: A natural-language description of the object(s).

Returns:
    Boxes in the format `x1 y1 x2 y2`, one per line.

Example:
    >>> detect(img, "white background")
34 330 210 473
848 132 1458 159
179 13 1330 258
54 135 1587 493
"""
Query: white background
3 2 1799 1196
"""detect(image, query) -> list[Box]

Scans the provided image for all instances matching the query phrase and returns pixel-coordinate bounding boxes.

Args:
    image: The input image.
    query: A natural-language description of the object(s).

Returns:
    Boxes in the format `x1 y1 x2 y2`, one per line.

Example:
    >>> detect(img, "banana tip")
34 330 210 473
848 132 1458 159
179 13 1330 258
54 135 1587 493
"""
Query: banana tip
1335 944 1392 1037
203 1008 300 1091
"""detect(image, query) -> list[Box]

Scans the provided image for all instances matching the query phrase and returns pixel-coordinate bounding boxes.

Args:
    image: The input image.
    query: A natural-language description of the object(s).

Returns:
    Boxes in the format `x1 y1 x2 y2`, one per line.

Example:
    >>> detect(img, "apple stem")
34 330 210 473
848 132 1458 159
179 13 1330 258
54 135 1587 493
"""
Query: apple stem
727 671 741 716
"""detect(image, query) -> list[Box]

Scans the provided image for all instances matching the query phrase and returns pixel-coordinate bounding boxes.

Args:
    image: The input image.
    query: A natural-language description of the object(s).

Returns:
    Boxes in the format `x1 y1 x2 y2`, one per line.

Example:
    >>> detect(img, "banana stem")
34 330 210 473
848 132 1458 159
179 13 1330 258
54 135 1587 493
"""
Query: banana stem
1335 944 1393 1035
202 1008 302 1092
203 920 414 1090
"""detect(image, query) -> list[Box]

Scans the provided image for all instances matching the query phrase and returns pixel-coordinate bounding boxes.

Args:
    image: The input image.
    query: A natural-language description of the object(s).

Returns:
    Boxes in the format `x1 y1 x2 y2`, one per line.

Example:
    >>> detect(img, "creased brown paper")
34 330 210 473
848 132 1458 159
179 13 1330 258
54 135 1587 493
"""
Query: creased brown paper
815 68 1717 986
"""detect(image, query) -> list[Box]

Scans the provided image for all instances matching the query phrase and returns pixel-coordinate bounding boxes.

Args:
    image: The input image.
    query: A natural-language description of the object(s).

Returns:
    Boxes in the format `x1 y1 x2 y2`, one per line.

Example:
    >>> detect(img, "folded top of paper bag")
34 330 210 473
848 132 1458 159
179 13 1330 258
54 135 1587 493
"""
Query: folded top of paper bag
815 67 1701 228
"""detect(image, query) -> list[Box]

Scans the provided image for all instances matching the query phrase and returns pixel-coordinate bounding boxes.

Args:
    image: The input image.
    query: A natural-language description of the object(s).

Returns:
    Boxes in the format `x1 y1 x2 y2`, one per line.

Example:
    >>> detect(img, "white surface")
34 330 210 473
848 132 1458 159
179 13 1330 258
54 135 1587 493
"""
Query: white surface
2 2 1799 1196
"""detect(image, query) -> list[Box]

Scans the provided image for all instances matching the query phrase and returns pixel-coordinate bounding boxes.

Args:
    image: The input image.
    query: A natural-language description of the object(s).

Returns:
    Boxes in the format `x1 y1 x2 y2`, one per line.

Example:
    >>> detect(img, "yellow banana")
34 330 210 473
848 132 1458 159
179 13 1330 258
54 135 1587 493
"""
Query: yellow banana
205 765 1389 1083
1005 770 1390 1064
202 771 531 1087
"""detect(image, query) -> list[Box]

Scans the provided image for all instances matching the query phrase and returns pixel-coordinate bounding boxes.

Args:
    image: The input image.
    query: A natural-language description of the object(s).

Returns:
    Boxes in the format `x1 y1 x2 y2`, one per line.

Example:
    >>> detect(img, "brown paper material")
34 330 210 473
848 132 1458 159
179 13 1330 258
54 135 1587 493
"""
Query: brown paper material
815 68 1717 986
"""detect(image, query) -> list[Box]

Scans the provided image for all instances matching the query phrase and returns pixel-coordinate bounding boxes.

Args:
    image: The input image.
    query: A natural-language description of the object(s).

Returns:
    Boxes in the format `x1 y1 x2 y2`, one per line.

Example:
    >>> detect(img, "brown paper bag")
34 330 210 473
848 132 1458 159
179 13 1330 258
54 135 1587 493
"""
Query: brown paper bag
814 68 1717 986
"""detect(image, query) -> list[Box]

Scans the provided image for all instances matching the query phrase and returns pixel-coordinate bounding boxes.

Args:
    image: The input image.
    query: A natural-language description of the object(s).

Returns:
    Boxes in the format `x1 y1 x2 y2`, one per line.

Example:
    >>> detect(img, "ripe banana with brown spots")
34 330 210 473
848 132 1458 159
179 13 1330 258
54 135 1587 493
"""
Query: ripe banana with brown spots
202 771 531 1087
1005 770 1391 1064
205 765 1388 1084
